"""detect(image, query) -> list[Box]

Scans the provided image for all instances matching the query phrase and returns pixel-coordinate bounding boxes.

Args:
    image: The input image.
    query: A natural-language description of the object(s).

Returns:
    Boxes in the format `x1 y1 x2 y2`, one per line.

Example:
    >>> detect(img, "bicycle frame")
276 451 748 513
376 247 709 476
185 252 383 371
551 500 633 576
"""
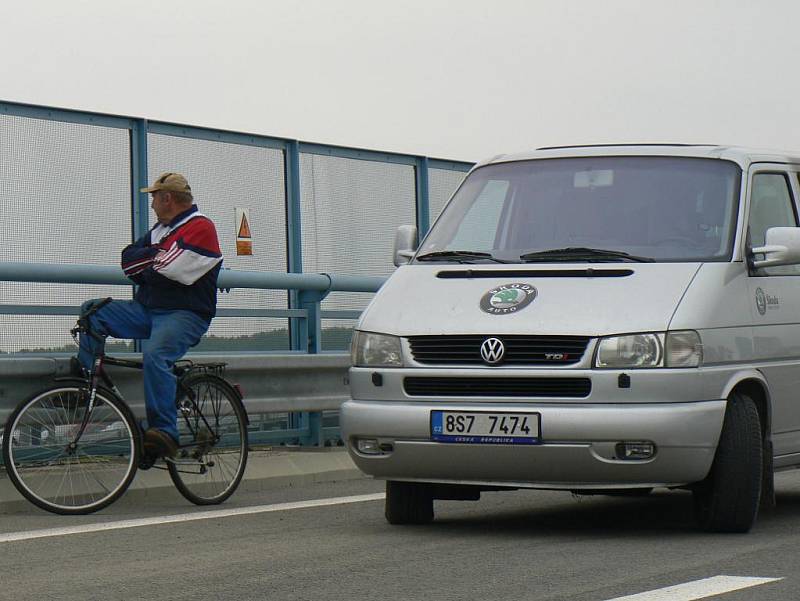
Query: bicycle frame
4 301 249 514
72 354 224 456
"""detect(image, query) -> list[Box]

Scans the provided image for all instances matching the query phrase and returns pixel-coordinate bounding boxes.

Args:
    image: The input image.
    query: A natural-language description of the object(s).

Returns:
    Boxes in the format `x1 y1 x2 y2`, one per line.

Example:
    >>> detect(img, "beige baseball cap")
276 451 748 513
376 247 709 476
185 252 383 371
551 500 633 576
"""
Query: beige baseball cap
140 172 192 196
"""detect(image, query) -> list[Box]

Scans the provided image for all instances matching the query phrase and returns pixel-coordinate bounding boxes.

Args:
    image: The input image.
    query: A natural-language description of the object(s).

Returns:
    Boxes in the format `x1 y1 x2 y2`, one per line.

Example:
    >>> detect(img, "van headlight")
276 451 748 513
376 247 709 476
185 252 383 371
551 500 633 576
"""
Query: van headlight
594 331 702 368
595 333 663 368
351 331 403 367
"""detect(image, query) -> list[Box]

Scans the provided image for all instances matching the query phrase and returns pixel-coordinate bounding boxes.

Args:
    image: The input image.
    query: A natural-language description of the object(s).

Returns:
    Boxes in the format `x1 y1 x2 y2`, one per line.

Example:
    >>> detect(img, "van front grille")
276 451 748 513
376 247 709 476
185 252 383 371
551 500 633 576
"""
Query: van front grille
408 335 591 366
403 376 591 398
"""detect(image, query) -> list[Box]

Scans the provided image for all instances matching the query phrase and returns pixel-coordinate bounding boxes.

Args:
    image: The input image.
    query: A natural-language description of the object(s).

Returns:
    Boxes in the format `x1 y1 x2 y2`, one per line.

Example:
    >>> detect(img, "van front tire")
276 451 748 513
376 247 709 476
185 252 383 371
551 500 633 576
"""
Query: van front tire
693 392 762 533
385 481 434 525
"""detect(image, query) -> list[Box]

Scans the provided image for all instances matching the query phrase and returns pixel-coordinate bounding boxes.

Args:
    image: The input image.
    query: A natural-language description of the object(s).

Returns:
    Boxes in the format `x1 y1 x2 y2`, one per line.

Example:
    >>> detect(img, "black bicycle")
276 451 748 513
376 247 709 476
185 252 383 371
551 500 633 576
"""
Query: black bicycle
1 300 249 515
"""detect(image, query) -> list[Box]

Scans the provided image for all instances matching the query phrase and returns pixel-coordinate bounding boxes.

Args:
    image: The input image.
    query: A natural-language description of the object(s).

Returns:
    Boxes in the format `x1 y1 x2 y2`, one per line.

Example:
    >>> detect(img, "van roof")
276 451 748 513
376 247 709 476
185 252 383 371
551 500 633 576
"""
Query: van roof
479 144 800 170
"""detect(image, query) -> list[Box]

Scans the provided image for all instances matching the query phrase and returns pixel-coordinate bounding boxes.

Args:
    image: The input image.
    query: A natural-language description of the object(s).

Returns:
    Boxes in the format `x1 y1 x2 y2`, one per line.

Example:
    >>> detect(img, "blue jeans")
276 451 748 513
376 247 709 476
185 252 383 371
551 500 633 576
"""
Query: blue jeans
77 299 210 441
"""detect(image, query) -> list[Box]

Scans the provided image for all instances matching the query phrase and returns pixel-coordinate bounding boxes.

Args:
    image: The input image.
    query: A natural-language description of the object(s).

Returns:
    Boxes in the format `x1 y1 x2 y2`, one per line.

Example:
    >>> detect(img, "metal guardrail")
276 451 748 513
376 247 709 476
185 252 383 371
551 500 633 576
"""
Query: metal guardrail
0 261 386 354
0 261 385 292
0 261 385 447
0 352 352 447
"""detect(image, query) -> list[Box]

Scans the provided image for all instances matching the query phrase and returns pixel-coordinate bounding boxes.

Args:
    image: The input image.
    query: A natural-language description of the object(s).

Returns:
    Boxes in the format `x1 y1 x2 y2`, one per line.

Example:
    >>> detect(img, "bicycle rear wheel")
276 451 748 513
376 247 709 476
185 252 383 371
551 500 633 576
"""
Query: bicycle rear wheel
168 374 248 505
2 384 139 515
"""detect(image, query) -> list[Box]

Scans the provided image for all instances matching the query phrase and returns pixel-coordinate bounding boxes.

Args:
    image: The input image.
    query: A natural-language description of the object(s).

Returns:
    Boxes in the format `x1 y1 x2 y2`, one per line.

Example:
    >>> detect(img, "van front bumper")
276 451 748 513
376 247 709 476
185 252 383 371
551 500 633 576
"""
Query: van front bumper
340 399 727 489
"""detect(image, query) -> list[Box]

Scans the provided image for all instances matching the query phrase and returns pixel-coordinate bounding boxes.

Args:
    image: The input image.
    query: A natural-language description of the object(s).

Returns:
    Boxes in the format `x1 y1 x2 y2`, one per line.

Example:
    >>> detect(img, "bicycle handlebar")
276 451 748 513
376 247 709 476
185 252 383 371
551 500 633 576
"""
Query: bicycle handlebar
71 296 114 342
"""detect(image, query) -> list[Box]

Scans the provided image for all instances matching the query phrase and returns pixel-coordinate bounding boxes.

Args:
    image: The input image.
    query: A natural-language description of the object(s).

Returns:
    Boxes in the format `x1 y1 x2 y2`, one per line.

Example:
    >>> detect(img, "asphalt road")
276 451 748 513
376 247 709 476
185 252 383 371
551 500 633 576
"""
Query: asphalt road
3 472 800 601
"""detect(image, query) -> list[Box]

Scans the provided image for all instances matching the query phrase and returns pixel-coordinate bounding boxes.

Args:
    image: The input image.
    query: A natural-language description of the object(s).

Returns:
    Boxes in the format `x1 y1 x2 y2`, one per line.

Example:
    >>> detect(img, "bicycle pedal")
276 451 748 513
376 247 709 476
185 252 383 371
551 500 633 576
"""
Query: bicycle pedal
139 451 158 470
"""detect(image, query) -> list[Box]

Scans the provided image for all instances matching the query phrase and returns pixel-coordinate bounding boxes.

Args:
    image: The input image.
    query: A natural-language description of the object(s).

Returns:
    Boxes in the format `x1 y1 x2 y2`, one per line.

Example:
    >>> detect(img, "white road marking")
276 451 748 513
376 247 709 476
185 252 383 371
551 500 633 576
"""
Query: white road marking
605 575 782 601
0 492 385 543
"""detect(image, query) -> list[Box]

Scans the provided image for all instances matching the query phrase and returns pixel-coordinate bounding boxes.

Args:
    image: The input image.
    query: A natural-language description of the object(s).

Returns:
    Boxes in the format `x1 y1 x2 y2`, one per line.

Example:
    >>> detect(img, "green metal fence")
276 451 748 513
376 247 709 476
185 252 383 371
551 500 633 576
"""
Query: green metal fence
0 99 473 355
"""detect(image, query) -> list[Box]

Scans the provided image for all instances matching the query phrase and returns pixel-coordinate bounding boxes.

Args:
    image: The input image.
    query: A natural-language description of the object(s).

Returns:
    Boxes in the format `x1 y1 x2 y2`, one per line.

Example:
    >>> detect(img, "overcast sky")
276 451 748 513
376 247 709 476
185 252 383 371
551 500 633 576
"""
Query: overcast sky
2 0 800 162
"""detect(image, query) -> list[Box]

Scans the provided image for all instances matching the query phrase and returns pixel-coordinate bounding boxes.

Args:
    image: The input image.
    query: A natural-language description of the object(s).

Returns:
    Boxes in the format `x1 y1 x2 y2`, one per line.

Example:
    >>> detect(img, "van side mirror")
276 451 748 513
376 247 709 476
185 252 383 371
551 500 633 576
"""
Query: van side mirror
393 225 418 267
751 227 800 268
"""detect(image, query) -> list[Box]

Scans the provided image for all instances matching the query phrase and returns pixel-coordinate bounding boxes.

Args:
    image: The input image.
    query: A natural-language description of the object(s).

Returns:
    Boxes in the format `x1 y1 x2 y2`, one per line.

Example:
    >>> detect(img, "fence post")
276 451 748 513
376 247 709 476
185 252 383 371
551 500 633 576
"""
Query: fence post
415 156 430 240
283 141 321 443
130 119 149 353
297 290 325 354
285 140 304 352
130 119 150 240
297 288 326 446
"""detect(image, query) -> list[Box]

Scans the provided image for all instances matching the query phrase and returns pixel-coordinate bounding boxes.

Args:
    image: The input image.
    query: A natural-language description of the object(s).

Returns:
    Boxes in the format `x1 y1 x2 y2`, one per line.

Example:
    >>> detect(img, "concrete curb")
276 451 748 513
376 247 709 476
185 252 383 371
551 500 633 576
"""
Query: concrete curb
0 447 367 513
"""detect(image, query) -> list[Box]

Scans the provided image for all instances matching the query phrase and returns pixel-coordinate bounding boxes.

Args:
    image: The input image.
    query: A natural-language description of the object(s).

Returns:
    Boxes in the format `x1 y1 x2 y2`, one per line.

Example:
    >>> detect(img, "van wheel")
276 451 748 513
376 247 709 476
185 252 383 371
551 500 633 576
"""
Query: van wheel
693 392 762 532
385 481 434 525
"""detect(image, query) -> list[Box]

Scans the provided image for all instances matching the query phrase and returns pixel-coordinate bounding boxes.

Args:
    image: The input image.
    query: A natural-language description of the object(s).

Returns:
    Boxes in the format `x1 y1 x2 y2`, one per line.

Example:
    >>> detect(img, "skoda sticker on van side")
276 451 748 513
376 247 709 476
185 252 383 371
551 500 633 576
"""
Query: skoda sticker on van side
479 283 537 314
755 287 780 315
755 288 767 315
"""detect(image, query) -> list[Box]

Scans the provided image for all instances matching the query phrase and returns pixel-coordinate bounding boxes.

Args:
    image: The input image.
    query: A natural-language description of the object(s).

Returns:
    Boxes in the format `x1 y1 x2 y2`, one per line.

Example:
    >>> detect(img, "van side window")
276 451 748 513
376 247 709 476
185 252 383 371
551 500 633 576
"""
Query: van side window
749 173 799 275
448 180 509 251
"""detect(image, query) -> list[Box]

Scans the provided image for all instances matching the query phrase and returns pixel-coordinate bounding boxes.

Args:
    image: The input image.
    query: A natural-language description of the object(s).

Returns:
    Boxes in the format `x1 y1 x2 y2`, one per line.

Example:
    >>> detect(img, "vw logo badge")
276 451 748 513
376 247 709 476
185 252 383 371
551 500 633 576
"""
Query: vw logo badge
480 337 505 365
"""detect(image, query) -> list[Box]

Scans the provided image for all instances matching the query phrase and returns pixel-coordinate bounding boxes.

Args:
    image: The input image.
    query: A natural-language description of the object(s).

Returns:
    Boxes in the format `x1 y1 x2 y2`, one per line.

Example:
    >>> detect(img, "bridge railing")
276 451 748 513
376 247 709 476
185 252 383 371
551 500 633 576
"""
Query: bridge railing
0 261 385 447
0 99 472 356
0 98 473 446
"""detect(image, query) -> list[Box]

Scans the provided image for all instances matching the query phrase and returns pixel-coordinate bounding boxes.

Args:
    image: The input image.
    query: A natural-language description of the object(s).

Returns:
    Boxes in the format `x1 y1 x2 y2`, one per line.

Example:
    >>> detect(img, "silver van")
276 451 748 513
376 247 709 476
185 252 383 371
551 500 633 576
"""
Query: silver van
341 144 800 532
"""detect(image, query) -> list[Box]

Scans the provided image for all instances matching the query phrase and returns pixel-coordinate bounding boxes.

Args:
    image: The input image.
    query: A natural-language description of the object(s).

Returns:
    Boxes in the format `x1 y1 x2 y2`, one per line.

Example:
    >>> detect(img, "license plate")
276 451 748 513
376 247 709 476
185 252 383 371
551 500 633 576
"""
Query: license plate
430 410 541 445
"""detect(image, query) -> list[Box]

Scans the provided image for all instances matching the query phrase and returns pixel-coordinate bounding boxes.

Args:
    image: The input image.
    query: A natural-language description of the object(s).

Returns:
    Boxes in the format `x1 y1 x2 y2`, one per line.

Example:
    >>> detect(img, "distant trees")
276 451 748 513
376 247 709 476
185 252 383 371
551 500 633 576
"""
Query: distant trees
7 327 355 354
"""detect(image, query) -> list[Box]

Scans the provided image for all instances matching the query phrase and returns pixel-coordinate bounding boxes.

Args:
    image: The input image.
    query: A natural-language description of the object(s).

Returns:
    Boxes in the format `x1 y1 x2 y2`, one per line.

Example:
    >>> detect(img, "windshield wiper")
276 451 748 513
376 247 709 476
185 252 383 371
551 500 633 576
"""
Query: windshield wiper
519 247 655 263
415 250 511 264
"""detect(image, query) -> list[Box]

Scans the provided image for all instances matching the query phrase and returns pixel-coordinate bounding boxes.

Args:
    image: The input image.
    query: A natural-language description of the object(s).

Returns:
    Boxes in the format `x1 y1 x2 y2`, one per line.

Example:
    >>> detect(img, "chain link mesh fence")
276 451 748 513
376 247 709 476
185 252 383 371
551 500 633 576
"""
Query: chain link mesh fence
299 153 416 350
0 115 132 353
147 134 290 351
0 104 471 353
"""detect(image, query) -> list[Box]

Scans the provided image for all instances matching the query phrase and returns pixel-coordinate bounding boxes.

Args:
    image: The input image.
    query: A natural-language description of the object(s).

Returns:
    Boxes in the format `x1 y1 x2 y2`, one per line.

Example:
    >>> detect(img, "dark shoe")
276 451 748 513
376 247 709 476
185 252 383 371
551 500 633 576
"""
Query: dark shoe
143 428 178 458
69 356 89 379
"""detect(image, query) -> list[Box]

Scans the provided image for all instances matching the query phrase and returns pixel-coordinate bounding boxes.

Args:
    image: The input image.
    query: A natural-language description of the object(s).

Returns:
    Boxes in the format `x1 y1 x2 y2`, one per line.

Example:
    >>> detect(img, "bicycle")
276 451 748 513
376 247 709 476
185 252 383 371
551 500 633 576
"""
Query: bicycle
1 298 249 515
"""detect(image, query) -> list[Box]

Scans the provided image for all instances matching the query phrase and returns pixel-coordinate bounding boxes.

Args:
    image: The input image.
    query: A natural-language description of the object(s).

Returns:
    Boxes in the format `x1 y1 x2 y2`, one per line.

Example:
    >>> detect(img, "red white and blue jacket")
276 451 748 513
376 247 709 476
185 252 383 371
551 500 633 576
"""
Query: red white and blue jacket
121 205 223 321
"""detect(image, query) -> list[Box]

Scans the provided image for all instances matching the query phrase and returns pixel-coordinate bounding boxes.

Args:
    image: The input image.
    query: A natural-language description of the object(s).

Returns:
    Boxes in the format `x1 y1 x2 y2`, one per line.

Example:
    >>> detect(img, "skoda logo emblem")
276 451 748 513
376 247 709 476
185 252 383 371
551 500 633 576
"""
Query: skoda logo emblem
755 287 767 316
480 338 505 364
480 283 537 315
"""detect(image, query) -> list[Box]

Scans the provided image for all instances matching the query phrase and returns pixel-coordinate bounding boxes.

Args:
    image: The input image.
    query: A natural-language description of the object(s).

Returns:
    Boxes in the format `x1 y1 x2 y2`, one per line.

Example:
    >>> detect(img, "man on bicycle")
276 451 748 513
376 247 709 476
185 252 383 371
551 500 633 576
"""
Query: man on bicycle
76 172 223 458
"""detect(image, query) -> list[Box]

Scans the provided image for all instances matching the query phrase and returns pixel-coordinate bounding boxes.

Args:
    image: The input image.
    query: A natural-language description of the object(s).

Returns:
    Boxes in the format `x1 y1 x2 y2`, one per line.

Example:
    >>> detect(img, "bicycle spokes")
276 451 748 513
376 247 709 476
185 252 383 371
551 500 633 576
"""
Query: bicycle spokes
168 374 248 505
3 386 139 514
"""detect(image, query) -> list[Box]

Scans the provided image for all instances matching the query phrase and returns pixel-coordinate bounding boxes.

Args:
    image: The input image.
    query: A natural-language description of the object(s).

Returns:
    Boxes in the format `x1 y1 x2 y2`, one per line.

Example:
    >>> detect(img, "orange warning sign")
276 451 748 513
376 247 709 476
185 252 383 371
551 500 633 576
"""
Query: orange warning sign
236 239 252 255
238 213 252 239
235 208 253 256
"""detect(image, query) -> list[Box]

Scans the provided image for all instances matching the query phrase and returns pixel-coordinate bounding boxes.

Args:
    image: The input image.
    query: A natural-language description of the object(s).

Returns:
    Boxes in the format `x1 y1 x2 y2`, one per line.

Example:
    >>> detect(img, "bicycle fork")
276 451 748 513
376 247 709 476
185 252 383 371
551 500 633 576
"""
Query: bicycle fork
67 356 104 453
68 356 124 454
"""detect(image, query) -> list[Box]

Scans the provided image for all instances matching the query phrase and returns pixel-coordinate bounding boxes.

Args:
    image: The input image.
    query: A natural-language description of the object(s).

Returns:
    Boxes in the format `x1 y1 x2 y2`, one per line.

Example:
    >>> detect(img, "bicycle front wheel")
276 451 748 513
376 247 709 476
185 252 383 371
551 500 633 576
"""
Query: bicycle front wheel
2 384 139 515
168 374 248 505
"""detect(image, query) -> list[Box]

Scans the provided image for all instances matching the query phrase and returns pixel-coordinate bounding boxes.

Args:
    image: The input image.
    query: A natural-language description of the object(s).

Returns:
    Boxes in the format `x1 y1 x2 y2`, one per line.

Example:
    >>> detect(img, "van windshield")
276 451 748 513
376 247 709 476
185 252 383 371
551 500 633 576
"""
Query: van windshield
418 157 741 263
